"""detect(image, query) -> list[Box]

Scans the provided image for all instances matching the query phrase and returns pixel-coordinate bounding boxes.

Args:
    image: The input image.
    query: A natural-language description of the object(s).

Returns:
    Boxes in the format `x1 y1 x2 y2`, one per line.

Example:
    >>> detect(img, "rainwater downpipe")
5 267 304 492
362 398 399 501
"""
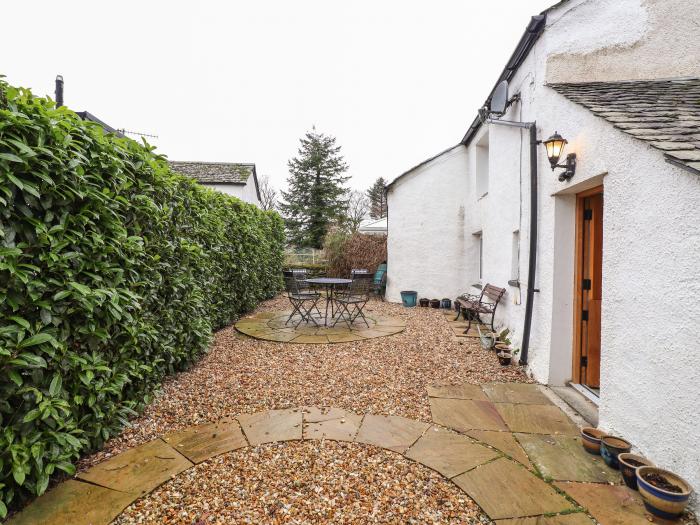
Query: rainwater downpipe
485 118 538 366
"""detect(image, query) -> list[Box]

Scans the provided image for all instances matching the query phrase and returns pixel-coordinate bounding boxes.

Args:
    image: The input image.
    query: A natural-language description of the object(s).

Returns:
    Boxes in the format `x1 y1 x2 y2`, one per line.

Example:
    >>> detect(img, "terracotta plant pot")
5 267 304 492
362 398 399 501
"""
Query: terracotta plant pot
600 436 632 469
636 466 693 520
618 453 654 490
419 298 430 307
497 351 512 366
580 427 606 455
429 299 441 308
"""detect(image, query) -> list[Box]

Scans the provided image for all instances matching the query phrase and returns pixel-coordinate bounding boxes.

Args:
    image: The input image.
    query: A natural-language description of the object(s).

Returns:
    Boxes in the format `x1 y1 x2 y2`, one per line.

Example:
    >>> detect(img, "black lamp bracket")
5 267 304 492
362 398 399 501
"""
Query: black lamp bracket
553 153 576 182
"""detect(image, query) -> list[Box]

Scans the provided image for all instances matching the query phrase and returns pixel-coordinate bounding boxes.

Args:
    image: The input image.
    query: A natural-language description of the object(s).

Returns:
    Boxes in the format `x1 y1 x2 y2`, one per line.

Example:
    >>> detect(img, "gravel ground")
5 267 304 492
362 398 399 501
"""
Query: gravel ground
82 296 528 469
113 440 490 525
79 295 529 524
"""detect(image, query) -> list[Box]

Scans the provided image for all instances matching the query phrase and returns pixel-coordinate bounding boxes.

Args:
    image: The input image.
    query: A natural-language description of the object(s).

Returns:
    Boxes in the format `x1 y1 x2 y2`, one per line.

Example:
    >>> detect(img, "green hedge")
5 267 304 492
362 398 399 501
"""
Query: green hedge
0 79 284 515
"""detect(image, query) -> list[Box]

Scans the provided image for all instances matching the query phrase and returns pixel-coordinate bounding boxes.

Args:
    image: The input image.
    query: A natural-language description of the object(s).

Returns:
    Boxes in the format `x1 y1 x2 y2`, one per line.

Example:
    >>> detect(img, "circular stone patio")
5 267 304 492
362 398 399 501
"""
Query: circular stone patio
234 310 406 343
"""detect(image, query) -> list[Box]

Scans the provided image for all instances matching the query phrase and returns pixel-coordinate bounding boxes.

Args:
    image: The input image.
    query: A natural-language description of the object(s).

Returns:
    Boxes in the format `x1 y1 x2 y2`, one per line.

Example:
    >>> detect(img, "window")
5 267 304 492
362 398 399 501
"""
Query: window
476 132 489 198
511 230 520 282
473 231 483 280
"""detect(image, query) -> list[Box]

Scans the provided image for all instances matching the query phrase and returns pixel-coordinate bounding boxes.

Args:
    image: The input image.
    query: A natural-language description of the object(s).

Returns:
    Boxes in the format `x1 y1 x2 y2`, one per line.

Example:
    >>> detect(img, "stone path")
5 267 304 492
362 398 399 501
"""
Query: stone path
234 310 405 343
10 383 675 525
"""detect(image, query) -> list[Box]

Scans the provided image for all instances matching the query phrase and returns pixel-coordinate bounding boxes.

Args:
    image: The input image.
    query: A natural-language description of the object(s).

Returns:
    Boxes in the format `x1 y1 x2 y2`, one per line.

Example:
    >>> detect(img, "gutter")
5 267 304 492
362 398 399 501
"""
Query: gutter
461 15 546 147
485 119 538 366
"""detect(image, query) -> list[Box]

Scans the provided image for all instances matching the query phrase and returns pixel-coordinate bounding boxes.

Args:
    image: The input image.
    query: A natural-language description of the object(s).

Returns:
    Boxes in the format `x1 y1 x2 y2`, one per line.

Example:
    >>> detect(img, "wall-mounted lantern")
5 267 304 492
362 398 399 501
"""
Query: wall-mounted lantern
542 131 576 182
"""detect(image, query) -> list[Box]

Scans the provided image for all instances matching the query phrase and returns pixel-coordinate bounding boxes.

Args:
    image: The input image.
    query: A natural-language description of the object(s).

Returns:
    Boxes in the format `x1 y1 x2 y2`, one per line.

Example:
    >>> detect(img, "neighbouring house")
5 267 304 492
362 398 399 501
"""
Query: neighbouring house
169 161 262 207
358 216 388 235
386 0 700 510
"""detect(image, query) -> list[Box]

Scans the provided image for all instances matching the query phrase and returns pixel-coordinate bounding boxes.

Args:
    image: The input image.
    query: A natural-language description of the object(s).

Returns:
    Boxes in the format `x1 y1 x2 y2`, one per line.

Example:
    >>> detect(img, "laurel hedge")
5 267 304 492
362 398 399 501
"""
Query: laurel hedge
0 79 284 515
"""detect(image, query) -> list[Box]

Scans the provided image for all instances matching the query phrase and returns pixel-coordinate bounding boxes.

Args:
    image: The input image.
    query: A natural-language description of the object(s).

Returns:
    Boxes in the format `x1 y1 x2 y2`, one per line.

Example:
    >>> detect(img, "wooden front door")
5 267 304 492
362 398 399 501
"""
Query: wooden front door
573 187 603 390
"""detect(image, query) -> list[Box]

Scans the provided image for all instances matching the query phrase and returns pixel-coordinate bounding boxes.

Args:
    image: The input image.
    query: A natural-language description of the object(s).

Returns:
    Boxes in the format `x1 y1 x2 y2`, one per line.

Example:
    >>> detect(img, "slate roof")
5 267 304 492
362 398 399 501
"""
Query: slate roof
549 78 700 176
169 161 255 184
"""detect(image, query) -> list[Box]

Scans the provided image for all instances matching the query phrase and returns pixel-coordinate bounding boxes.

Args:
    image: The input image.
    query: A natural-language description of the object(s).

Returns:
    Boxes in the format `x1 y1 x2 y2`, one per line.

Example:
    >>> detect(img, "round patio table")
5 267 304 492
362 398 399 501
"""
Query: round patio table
304 277 352 326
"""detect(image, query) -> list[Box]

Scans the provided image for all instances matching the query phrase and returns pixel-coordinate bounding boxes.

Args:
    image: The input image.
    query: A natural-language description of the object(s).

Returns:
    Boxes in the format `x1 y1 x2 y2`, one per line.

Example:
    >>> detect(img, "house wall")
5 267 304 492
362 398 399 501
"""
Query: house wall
386 146 468 303
387 0 700 510
203 182 260 206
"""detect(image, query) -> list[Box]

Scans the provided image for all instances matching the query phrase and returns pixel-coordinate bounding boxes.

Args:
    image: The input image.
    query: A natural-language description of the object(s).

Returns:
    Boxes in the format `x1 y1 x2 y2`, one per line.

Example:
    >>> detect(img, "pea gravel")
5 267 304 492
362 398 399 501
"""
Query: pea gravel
113 440 490 525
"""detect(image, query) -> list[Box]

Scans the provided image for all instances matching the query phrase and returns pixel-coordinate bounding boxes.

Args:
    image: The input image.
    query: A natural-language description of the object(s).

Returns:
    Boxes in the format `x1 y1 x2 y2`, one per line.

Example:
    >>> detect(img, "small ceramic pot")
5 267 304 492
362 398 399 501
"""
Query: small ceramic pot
600 436 632 469
419 298 430 307
497 351 512 366
636 466 693 520
618 453 654 490
441 298 452 309
429 299 441 308
580 427 606 455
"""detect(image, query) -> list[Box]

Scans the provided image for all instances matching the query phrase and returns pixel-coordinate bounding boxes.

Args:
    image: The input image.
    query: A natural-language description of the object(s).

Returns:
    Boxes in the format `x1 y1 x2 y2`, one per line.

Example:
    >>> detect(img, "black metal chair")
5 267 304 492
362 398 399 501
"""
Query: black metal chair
331 274 373 328
283 271 321 327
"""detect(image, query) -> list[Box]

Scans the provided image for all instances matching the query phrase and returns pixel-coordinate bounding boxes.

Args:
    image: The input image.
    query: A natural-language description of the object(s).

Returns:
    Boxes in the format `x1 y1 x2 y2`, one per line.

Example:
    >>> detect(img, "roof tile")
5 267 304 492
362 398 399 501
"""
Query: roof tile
169 161 255 184
549 78 700 175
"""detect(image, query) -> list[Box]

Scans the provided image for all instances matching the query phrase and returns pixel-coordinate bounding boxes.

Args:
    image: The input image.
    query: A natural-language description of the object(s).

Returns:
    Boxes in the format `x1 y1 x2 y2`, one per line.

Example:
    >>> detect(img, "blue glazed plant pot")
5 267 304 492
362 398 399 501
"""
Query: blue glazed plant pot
441 298 452 309
618 453 654 491
580 427 606 455
400 291 417 307
600 436 631 469
637 466 693 520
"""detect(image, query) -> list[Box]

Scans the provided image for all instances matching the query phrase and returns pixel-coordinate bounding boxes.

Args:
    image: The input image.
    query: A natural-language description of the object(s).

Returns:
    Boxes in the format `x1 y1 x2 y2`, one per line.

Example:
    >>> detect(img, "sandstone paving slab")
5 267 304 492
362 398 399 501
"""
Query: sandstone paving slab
77 439 192 496
291 334 330 344
495 513 595 525
516 433 619 483
327 332 366 343
237 409 303 446
404 425 499 478
483 383 552 405
302 407 363 441
555 481 677 525
465 430 532 469
353 328 402 338
427 383 488 400
496 403 579 436
453 458 573 520
162 420 247 464
430 398 508 432
7 479 135 525
355 414 430 453
260 331 298 342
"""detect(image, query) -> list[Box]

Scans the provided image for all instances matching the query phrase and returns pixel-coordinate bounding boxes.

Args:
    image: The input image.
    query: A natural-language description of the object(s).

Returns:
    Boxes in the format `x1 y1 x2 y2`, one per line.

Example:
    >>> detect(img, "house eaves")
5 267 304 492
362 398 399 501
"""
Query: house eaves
460 14 547 147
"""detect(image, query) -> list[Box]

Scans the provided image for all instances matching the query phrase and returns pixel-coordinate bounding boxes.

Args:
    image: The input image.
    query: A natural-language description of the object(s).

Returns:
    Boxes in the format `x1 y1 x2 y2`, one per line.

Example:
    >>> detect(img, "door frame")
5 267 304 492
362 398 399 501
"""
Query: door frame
572 185 604 385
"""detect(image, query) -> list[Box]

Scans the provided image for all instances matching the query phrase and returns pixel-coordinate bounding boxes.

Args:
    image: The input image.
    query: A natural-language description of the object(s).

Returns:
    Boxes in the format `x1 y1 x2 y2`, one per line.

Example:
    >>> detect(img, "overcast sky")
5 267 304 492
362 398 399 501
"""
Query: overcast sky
2 0 554 192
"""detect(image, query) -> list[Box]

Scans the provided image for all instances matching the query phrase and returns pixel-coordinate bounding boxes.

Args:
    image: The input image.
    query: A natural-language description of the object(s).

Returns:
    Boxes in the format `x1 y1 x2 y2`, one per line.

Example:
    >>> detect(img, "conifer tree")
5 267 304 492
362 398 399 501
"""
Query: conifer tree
366 177 387 219
280 128 349 248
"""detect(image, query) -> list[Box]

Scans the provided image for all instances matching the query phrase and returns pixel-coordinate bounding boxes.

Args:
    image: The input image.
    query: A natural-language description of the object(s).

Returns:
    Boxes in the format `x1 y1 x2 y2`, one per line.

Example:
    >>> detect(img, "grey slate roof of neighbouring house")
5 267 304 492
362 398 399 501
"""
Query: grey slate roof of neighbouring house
169 161 256 184
549 78 700 176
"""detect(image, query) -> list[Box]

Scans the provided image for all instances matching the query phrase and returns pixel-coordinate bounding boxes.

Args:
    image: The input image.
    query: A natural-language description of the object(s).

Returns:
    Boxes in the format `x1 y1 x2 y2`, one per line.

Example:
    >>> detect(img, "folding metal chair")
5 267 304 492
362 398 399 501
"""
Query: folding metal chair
331 274 373 328
283 271 321 328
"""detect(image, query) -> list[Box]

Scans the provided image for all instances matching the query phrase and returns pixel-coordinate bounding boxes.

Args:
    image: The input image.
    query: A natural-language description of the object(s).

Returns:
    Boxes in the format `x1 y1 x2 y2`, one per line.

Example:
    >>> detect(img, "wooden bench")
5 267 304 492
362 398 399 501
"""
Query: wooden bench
454 284 506 334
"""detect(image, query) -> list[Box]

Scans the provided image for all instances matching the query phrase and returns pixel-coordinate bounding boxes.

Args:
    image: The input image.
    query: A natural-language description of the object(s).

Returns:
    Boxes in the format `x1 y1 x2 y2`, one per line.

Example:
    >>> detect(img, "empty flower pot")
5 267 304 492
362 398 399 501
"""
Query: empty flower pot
440 298 452 309
600 436 632 469
400 291 418 307
419 298 430 307
618 453 654 490
580 427 606 455
497 351 512 366
637 466 693 520
429 299 441 308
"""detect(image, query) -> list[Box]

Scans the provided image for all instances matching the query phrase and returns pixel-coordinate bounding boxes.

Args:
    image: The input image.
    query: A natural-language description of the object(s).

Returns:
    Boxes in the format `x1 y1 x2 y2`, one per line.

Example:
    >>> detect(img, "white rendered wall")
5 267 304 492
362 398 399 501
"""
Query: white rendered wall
386 146 468 303
203 182 261 207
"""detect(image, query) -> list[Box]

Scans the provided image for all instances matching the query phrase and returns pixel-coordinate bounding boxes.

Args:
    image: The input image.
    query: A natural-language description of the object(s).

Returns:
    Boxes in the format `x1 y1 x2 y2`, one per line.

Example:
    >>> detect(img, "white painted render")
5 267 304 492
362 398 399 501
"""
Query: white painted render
202 182 261 207
387 0 700 510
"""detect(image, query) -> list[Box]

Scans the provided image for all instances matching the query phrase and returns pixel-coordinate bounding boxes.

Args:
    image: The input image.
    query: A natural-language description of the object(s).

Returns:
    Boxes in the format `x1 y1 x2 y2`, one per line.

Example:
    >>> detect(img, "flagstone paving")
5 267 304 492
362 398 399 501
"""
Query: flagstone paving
12 385 688 525
555 481 679 525
430 397 510 431
496 402 581 436
235 310 405 343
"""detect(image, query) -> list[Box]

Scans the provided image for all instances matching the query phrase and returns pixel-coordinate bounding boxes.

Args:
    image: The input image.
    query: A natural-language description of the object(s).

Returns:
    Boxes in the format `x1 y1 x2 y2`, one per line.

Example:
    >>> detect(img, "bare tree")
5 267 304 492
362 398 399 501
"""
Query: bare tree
344 190 369 233
258 175 278 211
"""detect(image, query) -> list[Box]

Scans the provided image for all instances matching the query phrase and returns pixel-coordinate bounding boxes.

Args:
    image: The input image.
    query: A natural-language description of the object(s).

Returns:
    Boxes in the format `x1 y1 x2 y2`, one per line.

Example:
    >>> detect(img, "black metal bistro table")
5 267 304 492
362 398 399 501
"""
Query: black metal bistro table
304 277 352 326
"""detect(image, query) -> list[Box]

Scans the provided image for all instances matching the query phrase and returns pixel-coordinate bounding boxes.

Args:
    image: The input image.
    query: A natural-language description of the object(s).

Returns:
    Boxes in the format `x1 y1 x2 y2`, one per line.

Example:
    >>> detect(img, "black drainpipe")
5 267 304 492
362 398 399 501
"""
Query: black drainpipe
486 118 538 366
55 75 64 107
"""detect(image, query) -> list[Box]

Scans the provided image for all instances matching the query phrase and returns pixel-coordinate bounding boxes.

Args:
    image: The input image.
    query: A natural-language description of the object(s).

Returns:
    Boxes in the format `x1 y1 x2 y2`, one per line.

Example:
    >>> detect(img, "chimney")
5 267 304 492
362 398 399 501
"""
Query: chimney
55 75 64 107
